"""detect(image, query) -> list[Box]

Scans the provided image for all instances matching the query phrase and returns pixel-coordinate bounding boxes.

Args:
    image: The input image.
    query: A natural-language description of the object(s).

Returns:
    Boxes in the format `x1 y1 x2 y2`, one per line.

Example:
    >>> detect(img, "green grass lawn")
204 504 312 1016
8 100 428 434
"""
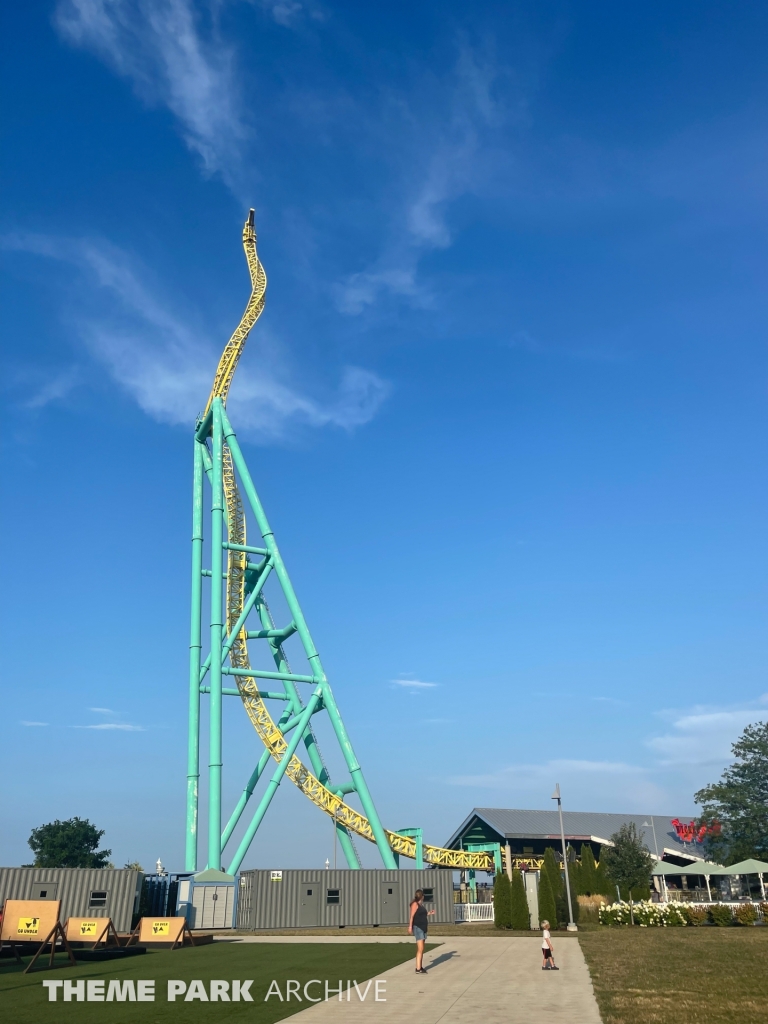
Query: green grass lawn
0 941 431 1023
579 928 768 1024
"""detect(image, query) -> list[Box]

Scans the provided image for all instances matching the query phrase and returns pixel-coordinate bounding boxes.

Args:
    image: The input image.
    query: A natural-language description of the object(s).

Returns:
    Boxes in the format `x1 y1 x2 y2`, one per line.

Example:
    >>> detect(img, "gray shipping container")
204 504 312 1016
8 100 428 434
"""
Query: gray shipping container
0 868 143 933
236 869 453 930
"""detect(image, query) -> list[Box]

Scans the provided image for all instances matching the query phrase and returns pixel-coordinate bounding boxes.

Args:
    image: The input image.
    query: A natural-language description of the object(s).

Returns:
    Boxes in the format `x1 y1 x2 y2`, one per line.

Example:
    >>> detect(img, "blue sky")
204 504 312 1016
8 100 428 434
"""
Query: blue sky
1 0 767 872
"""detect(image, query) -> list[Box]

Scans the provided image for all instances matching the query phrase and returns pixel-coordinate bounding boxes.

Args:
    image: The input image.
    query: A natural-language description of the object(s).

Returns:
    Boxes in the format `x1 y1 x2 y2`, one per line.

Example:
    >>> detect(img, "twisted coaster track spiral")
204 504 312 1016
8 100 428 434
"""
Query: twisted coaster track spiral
187 210 492 875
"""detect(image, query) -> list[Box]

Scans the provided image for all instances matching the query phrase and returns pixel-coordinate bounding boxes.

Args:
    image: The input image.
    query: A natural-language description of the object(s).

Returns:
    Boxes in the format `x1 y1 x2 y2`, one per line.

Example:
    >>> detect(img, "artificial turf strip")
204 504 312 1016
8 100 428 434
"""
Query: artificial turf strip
0 941 435 1024
579 929 768 1024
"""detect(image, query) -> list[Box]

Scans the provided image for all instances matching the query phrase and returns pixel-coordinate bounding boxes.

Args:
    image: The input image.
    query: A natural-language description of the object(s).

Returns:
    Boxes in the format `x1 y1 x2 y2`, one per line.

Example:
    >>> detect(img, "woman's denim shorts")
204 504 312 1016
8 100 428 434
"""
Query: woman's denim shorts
413 926 427 941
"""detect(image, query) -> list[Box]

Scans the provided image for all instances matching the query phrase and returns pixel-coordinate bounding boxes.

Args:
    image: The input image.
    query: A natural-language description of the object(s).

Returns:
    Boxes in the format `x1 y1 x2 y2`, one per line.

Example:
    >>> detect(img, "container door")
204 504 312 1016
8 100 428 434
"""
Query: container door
381 881 400 924
209 886 234 928
190 885 206 928
299 885 319 927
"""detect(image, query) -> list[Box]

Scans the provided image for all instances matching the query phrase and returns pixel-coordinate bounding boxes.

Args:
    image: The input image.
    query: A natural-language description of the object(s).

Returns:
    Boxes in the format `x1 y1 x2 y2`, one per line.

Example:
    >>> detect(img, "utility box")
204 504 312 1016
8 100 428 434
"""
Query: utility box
525 872 539 930
177 879 236 929
236 869 453 930
176 869 236 930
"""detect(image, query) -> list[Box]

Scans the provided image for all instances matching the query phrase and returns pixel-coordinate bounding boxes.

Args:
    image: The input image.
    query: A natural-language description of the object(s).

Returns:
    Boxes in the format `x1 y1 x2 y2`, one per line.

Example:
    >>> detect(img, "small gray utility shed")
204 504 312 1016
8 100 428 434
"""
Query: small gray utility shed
236 869 453 930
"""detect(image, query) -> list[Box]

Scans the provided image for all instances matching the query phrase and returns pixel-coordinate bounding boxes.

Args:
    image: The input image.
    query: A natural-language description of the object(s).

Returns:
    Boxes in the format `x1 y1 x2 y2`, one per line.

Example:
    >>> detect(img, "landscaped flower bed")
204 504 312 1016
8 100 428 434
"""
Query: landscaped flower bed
598 900 765 926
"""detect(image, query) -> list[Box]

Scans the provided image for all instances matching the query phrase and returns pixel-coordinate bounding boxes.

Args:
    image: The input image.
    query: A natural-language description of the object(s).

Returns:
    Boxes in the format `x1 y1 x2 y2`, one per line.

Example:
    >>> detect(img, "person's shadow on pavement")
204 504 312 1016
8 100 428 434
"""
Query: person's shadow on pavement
426 950 460 969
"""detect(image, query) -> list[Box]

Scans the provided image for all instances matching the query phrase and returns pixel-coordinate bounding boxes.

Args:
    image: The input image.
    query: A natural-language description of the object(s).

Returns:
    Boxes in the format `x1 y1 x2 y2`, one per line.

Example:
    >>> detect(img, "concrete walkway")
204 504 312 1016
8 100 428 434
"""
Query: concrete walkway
222 935 602 1023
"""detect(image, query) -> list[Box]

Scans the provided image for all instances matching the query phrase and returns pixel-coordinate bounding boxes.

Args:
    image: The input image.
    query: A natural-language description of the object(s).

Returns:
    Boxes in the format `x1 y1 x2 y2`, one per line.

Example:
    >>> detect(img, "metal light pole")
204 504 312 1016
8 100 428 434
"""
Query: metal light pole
552 784 577 931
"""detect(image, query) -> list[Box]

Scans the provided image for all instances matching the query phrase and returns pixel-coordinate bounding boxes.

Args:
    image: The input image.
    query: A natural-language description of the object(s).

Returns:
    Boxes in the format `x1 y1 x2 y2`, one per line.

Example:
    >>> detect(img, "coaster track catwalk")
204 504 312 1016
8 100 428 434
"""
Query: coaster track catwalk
187 210 493 874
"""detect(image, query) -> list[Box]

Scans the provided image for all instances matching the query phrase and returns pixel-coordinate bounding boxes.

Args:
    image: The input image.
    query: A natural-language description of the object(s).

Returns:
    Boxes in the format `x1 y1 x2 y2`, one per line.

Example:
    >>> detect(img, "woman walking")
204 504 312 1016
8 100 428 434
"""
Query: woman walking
408 889 433 974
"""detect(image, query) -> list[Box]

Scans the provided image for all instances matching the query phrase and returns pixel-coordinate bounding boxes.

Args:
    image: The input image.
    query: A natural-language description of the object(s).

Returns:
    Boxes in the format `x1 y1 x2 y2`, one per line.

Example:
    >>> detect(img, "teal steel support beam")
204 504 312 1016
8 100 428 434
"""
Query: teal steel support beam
467 842 503 873
207 399 225 871
221 406 396 869
227 689 323 875
220 748 271 853
197 560 273 685
200 686 290 699
222 666 318 683
396 828 424 869
185 439 204 872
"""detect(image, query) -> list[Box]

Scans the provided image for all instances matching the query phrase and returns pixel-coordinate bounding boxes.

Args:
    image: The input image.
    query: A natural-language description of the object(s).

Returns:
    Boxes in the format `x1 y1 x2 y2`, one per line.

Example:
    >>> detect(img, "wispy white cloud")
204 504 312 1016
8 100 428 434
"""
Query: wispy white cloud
21 721 49 727
24 368 81 410
335 43 510 314
450 758 644 788
54 0 246 191
89 707 115 714
3 231 390 441
392 678 439 690
647 695 768 767
76 722 145 731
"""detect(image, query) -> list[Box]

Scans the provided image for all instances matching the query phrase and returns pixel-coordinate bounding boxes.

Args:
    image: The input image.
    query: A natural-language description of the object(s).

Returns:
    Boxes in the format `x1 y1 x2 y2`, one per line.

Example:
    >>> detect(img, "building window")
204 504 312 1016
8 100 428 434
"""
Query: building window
326 889 341 905
422 888 434 903
89 890 108 908
39 890 48 898
306 888 313 896
387 888 393 895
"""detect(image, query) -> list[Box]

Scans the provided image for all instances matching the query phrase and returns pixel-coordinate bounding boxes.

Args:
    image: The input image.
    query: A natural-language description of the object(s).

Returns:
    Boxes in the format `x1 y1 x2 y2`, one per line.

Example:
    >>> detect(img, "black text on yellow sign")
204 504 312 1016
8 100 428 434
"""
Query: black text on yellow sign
17 917 40 936
80 922 98 936
152 922 170 936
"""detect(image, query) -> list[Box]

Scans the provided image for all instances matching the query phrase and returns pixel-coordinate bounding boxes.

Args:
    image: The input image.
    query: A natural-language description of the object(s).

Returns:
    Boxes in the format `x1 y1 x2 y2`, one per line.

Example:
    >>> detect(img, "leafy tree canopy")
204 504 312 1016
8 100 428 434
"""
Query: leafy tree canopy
695 721 768 864
28 817 111 869
601 822 652 898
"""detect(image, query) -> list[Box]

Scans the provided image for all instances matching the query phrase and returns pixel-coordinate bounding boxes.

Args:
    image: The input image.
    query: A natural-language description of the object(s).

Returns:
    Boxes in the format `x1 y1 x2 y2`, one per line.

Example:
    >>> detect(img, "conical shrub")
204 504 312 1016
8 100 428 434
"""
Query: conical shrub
537 868 557 930
510 869 530 930
580 844 597 895
493 870 512 929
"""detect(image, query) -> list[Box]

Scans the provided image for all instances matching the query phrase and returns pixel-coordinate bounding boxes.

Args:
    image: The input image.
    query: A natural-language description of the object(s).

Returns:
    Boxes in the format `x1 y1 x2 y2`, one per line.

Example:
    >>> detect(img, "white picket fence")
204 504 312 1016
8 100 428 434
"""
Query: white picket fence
454 902 495 923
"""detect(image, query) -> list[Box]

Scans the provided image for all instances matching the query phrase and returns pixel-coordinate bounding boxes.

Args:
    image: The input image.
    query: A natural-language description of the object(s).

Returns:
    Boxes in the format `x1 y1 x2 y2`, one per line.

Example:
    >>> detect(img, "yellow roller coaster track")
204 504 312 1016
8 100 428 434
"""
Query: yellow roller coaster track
204 211 491 872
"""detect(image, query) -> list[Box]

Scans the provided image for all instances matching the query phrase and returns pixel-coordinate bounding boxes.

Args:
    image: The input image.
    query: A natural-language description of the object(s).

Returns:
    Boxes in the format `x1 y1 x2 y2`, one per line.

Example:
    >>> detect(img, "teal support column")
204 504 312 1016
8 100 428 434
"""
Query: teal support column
220 748 270 853
227 689 323 875
207 399 225 871
255 598 360 870
467 842 502 873
397 828 424 869
220 406 396 870
186 439 204 871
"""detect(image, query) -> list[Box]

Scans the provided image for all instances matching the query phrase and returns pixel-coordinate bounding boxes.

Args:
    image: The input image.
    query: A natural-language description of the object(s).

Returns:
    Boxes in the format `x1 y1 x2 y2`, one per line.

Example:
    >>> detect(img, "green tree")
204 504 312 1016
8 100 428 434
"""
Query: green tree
510 869 529 930
493 870 512 929
124 861 144 872
695 721 768 864
601 823 652 900
28 818 111 869
542 847 563 922
580 844 598 895
537 868 557 929
594 855 613 898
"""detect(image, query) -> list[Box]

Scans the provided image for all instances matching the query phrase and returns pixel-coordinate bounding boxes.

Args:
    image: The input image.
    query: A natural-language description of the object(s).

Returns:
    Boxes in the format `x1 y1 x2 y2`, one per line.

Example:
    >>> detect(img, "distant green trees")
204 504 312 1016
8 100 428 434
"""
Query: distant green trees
695 721 768 864
510 869 529 930
28 818 111 869
601 823 652 900
493 870 512 929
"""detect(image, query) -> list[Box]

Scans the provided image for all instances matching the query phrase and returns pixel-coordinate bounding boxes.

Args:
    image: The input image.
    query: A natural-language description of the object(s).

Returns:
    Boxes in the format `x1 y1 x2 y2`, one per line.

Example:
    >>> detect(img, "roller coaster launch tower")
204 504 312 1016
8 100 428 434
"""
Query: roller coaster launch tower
186 211 493 875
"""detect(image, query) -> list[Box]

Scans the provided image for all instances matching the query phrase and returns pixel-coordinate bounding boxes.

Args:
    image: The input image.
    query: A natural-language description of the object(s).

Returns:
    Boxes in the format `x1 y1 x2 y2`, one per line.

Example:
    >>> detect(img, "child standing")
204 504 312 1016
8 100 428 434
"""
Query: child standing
541 920 559 970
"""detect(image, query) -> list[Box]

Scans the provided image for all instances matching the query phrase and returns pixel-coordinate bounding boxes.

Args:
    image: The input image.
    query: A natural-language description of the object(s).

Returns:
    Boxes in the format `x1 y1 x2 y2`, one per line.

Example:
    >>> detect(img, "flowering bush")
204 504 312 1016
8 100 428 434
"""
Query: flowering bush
598 900 687 927
733 903 757 926
683 904 709 926
708 904 733 927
